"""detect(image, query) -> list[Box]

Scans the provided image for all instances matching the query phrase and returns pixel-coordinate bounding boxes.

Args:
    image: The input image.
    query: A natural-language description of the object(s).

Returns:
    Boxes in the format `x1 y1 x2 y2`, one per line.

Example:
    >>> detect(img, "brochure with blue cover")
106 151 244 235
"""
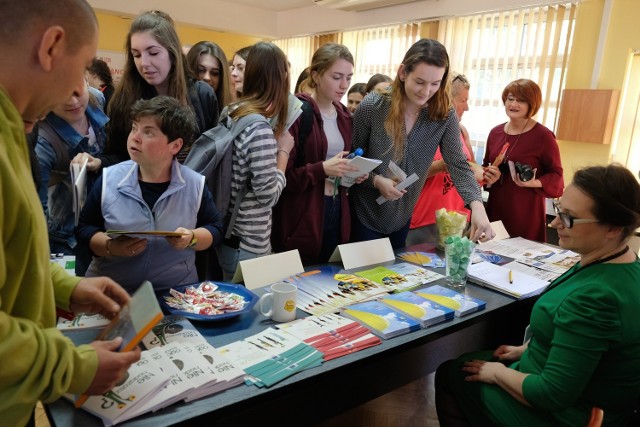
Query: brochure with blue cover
341 300 421 339
414 284 486 317
379 291 454 327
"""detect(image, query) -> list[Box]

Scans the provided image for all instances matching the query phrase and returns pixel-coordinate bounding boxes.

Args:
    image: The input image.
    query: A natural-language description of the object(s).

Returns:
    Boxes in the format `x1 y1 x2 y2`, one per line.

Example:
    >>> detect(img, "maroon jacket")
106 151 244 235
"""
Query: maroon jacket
272 93 353 264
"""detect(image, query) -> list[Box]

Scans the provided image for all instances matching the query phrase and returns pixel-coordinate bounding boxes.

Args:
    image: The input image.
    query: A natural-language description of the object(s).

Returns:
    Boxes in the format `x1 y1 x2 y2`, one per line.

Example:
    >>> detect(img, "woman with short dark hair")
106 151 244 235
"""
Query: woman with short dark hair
436 163 640 427
482 78 564 242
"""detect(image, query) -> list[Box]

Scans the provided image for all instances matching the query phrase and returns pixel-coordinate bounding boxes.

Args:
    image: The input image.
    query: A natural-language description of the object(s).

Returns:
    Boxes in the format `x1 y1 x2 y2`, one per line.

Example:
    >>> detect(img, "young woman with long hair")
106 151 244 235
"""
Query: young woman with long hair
186 40 232 113
349 39 494 248
100 10 218 167
217 42 294 280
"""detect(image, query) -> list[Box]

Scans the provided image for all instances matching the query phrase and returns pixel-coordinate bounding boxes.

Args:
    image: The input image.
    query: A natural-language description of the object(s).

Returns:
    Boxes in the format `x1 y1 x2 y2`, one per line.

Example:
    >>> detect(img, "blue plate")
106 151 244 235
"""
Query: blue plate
159 282 259 322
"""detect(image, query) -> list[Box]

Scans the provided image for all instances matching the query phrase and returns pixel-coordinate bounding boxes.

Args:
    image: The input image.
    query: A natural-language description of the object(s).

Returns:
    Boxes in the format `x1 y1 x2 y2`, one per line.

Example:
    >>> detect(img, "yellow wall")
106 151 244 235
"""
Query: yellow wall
559 0 640 183
95 11 263 60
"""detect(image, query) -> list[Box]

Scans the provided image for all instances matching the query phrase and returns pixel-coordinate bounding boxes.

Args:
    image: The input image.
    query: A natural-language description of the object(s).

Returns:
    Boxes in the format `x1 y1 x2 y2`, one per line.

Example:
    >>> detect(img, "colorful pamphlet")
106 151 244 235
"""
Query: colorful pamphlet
56 313 110 331
354 262 443 293
74 281 164 408
396 251 445 268
379 291 454 327
276 313 382 361
341 300 421 339
415 284 486 317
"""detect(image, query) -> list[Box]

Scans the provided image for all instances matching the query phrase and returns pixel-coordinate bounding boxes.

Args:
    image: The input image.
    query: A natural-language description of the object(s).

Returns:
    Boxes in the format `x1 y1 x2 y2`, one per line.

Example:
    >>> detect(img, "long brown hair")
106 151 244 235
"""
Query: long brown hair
385 39 451 159
186 41 231 112
229 42 289 136
107 11 190 143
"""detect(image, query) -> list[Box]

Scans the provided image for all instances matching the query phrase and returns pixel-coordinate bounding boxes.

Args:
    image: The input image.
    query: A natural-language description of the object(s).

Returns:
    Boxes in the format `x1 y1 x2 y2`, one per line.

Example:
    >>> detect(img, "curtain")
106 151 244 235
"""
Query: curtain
438 3 578 161
274 23 421 94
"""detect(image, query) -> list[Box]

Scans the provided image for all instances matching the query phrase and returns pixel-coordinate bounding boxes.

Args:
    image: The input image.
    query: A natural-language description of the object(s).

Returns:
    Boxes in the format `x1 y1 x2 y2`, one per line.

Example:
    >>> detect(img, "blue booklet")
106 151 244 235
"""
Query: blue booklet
414 285 486 317
379 291 454 327
340 300 421 339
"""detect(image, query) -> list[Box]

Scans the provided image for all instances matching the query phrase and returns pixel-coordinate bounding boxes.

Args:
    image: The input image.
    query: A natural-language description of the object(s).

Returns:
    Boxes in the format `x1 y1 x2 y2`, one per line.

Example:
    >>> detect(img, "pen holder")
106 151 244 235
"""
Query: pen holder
444 236 476 291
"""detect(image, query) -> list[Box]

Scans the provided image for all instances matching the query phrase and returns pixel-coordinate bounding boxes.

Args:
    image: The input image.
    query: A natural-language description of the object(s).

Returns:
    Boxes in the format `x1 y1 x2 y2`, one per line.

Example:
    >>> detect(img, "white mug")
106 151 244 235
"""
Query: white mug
258 282 297 322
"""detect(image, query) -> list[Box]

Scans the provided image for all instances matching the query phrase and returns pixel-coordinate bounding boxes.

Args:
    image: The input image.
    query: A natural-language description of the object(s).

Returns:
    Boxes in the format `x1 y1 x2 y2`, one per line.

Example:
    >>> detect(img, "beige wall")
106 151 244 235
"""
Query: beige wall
559 0 640 183
95 11 263 62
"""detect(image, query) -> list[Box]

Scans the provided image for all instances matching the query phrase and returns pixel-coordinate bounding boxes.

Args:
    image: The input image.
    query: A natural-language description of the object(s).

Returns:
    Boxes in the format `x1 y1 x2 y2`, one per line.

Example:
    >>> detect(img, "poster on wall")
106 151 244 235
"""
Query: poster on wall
96 50 126 87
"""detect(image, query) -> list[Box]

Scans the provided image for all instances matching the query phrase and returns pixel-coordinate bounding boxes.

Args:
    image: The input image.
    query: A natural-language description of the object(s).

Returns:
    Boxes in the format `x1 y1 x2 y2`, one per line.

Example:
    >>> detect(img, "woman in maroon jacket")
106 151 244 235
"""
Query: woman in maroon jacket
483 79 564 242
272 43 366 264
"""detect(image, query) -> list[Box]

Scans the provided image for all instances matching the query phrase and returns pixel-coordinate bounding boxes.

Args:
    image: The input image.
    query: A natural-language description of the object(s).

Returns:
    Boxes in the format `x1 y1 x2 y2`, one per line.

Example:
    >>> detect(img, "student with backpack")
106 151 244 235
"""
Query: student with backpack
75 96 223 293
272 43 367 264
192 42 293 281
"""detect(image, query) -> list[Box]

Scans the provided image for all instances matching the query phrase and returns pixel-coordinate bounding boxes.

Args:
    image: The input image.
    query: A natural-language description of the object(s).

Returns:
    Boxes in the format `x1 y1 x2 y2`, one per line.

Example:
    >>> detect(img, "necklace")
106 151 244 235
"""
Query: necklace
503 118 530 162
540 245 630 296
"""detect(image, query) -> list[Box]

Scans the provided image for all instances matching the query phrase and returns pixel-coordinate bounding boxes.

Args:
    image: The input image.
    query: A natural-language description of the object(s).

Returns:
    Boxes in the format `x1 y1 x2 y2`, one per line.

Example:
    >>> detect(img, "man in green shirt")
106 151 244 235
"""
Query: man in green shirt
0 1 141 425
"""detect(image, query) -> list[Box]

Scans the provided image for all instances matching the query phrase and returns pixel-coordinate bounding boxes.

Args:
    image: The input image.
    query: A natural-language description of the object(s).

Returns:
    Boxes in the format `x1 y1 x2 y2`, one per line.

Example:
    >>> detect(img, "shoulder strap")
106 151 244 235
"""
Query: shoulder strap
294 100 314 167
224 113 269 239
38 120 70 186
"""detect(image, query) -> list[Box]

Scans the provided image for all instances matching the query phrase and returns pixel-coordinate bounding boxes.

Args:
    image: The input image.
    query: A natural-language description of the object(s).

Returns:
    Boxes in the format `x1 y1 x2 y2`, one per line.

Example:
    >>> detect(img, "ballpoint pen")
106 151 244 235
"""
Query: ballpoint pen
509 270 513 284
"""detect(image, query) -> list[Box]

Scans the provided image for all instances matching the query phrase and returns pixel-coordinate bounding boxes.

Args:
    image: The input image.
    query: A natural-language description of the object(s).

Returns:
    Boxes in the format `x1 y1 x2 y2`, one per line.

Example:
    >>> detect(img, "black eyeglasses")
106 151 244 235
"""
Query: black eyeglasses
552 201 599 229
452 74 469 85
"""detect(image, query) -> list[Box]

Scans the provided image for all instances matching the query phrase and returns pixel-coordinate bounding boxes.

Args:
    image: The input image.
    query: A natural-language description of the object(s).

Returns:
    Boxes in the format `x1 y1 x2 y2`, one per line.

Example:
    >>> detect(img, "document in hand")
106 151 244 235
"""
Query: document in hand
71 158 88 226
376 161 419 204
467 261 549 299
340 156 383 187
74 281 164 408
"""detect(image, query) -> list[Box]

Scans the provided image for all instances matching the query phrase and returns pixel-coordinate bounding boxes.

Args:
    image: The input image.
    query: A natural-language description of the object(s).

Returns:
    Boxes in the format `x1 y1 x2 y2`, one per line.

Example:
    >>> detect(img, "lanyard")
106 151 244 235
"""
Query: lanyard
539 245 630 296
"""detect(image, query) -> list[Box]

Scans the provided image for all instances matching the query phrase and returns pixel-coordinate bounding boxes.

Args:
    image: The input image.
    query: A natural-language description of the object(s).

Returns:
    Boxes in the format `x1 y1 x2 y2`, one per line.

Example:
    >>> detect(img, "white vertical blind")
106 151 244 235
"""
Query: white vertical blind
438 3 577 162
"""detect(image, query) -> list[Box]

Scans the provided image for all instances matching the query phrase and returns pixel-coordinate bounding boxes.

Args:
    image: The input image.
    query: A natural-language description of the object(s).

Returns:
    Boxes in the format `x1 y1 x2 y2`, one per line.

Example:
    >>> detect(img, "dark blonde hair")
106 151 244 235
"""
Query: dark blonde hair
365 73 392 94
108 11 191 150
501 79 542 118
449 72 470 98
306 43 354 90
385 39 451 159
187 41 231 111
229 42 289 136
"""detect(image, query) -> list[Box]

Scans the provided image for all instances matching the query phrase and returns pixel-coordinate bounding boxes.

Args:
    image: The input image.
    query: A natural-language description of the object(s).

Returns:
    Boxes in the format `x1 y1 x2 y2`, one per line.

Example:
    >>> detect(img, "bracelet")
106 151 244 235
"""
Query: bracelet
277 149 290 157
106 238 112 257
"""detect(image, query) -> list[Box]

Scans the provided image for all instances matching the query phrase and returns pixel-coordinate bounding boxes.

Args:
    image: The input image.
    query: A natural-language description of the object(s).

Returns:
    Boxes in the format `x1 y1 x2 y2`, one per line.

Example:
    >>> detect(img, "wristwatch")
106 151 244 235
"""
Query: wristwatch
188 230 198 249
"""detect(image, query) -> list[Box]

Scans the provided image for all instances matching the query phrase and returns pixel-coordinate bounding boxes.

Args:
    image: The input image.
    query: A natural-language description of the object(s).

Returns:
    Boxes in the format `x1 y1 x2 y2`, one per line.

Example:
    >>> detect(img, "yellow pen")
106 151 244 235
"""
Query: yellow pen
509 270 513 284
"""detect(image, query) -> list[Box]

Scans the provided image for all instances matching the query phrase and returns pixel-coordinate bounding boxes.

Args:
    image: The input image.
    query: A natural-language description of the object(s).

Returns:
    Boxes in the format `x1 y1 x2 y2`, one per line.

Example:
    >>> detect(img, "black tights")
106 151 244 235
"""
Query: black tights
435 360 472 427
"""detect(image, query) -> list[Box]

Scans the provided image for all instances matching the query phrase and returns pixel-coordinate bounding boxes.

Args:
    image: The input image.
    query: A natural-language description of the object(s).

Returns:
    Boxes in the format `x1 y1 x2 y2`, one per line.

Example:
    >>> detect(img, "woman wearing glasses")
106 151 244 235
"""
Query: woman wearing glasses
482 79 564 242
436 163 640 427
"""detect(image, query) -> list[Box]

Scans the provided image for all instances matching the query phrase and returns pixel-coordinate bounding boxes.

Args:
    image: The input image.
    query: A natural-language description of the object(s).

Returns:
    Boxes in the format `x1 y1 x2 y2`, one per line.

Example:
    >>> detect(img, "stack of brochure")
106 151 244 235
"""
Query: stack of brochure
378 291 454 327
276 313 381 361
353 262 443 293
414 285 487 317
340 300 421 339
218 327 324 388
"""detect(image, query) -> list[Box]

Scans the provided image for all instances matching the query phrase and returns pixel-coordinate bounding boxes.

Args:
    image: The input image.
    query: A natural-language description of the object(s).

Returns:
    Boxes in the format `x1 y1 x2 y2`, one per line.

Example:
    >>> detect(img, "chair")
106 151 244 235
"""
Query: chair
587 407 603 427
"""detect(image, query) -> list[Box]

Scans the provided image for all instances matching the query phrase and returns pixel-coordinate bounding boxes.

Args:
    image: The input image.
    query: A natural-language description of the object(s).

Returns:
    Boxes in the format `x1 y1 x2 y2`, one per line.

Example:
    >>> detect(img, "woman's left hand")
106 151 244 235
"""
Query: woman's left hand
166 227 193 250
354 173 369 184
513 168 542 188
462 360 505 384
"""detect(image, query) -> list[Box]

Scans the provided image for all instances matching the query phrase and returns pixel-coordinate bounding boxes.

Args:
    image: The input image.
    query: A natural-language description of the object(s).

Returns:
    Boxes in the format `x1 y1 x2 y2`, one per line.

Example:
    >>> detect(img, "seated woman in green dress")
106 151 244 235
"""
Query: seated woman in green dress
435 163 640 427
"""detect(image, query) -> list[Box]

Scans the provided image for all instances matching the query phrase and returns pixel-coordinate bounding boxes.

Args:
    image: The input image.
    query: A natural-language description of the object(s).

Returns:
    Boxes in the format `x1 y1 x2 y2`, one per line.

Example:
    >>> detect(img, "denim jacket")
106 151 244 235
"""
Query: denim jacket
35 102 108 250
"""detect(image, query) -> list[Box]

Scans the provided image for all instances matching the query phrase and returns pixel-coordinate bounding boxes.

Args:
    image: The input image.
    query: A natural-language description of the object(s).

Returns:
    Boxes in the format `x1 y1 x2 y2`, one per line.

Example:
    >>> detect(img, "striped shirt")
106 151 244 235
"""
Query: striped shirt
228 120 286 254
349 92 482 234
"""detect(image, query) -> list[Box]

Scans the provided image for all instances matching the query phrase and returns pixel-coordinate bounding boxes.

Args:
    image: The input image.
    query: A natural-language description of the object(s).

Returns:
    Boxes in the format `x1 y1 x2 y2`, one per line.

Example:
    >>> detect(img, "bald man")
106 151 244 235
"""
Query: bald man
0 1 140 425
